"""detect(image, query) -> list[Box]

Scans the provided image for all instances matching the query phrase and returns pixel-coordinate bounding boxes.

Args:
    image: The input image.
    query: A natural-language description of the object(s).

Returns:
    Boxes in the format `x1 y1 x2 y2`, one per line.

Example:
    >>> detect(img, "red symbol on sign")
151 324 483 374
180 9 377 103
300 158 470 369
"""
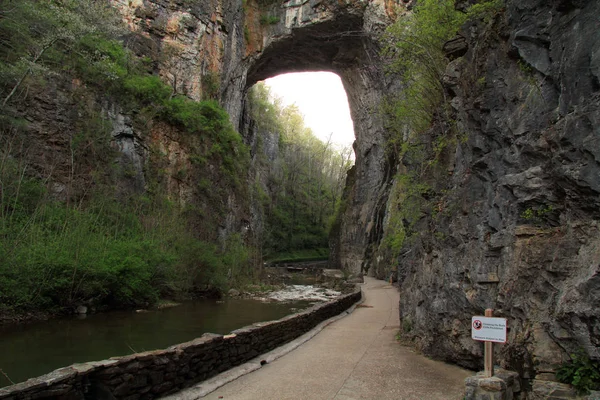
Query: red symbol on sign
473 320 483 330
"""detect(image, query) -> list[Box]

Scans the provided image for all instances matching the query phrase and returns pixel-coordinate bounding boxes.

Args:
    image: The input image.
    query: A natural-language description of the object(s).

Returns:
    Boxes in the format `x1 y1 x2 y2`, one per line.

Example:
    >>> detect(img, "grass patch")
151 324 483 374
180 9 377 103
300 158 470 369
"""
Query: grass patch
266 248 329 264
259 15 279 25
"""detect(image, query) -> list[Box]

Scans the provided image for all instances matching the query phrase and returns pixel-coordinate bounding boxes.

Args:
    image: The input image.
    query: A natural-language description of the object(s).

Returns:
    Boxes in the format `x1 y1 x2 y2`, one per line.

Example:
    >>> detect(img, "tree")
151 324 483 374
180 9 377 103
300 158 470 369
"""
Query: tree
0 0 124 107
382 0 467 145
248 83 353 257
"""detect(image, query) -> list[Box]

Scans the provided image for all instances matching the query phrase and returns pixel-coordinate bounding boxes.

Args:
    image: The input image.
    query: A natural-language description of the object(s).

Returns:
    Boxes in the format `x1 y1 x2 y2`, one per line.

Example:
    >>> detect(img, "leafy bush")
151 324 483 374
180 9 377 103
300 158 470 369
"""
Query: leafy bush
73 35 129 83
556 351 600 395
467 0 504 24
260 15 279 25
201 72 220 100
123 75 172 105
0 177 241 314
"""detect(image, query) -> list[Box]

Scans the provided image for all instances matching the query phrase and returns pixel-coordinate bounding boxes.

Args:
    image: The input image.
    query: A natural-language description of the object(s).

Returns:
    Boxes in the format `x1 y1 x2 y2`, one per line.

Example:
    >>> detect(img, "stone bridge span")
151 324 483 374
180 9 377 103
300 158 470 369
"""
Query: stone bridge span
235 0 404 276
113 0 404 276
244 0 368 84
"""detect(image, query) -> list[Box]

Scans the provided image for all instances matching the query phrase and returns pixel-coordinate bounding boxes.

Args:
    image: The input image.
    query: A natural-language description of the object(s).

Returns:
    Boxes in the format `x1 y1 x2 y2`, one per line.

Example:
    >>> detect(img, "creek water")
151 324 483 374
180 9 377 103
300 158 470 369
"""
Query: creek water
0 296 313 388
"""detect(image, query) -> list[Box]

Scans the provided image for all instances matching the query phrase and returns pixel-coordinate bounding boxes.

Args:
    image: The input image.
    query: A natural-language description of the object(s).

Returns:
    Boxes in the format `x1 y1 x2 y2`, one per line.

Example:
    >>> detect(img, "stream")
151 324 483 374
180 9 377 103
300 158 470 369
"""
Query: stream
0 286 336 388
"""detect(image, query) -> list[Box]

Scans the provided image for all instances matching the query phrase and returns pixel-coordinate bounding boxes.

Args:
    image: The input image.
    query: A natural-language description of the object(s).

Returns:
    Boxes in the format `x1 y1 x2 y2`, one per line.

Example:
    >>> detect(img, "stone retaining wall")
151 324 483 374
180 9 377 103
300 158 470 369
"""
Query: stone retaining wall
464 369 521 400
465 369 600 400
0 288 361 400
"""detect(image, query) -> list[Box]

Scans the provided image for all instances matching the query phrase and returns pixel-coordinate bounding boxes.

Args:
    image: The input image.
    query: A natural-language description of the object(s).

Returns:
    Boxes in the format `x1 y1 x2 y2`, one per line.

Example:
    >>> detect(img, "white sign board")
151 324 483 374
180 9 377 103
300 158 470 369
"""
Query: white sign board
471 316 507 343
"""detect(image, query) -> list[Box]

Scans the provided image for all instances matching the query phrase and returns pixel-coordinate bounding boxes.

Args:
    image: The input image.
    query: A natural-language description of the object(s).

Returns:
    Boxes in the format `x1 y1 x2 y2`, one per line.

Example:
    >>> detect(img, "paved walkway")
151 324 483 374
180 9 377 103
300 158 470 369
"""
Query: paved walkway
166 277 471 400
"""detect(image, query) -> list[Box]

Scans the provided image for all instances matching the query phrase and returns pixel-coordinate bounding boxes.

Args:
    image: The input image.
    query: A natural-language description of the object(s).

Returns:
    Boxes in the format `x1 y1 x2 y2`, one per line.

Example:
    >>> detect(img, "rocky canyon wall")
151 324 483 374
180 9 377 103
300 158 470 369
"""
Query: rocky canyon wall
114 1 600 385
387 0 600 386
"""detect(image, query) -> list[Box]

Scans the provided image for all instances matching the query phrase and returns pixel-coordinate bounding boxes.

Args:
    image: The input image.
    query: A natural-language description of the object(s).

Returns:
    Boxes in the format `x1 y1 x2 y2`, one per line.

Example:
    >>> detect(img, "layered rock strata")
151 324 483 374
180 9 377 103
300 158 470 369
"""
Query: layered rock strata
391 0 600 385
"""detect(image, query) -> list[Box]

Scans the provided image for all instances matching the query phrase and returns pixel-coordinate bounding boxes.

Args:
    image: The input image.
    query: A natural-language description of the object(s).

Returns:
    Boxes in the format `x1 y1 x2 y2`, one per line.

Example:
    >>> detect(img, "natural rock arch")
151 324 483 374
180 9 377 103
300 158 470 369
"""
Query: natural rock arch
229 0 400 276
112 0 402 276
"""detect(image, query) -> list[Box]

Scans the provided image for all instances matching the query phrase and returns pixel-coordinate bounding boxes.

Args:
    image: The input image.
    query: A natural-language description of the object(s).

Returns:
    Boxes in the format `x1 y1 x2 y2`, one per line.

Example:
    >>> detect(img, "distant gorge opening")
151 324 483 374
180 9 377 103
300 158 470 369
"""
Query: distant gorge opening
245 72 354 263
236 2 394 274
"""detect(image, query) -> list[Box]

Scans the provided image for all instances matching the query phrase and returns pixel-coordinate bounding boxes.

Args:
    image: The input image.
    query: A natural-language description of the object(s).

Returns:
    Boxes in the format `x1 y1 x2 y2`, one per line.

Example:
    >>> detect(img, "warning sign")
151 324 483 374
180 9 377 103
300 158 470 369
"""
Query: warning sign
471 316 507 343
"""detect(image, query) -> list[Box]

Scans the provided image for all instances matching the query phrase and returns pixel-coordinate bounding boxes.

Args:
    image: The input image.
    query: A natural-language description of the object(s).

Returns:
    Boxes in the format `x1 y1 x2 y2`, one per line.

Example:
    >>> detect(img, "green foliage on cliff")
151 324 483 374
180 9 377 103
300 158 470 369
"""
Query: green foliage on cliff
0 0 124 107
380 0 504 260
383 172 430 257
0 127 251 315
383 0 503 150
248 83 353 260
556 351 600 395
0 0 253 316
467 0 504 23
259 15 280 25
383 0 466 146
0 0 245 162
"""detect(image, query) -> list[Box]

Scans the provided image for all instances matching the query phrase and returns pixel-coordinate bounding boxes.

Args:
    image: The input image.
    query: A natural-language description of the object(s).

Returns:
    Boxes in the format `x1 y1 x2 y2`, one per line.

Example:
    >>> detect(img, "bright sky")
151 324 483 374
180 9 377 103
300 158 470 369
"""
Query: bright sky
264 72 355 149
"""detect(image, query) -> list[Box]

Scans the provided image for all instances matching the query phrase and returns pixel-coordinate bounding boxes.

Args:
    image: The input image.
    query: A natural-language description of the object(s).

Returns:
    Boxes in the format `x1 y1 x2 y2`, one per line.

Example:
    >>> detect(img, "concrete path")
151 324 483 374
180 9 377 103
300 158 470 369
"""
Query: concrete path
166 277 471 400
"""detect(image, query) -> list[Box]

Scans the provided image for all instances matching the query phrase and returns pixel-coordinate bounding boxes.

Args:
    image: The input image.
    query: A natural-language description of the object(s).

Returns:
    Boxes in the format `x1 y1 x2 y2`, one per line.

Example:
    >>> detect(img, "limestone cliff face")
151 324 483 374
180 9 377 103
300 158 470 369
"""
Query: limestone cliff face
388 0 600 383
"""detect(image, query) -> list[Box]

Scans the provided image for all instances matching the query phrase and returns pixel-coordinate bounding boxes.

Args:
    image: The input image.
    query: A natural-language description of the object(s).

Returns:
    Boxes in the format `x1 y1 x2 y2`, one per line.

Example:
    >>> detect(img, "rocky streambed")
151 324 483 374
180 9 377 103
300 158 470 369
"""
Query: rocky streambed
262 285 342 302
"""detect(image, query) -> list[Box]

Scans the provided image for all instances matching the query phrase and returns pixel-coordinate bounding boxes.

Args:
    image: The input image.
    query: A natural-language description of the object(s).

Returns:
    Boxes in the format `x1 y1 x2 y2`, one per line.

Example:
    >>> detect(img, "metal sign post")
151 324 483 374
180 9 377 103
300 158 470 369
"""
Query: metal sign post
471 309 507 378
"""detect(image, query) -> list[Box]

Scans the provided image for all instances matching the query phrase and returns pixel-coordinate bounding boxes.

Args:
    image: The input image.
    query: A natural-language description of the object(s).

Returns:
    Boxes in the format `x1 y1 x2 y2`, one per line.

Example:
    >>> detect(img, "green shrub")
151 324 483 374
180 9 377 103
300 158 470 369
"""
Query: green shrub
201 72 220 100
123 75 172 105
163 97 221 134
467 0 504 24
73 35 129 83
259 15 279 25
244 26 250 43
556 351 600 395
0 187 238 313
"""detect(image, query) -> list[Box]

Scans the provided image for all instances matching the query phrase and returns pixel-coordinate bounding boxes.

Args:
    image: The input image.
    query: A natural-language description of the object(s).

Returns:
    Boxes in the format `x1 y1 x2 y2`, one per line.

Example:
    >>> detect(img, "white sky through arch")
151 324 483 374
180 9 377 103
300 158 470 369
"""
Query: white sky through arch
264 72 355 149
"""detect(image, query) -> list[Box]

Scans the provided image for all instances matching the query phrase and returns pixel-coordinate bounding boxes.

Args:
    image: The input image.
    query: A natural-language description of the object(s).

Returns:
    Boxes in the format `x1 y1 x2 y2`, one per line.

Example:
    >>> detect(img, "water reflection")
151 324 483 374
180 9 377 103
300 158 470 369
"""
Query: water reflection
0 297 310 387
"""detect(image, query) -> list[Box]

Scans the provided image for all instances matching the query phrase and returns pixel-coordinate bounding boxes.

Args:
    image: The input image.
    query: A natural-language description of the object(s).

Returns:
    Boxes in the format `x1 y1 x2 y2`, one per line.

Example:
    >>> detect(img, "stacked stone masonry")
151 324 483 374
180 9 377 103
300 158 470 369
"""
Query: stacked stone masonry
0 288 361 400
465 369 521 400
